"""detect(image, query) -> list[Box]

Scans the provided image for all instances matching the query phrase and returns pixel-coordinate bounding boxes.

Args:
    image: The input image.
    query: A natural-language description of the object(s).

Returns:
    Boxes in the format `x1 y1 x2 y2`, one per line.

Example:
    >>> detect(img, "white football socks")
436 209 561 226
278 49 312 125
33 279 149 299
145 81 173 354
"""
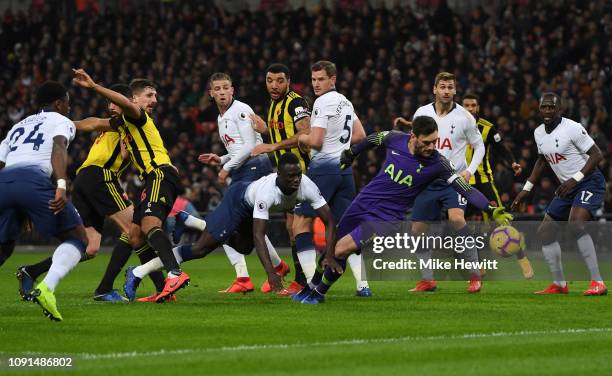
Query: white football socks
347 253 369 289
576 233 603 282
224 244 249 278
43 241 82 292
542 241 566 287
185 215 207 232
297 249 316 284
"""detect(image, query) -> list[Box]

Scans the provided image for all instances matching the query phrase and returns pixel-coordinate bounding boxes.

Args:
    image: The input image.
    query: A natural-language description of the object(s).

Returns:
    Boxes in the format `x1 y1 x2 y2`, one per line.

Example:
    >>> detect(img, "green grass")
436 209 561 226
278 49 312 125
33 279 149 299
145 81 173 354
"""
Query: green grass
0 252 611 375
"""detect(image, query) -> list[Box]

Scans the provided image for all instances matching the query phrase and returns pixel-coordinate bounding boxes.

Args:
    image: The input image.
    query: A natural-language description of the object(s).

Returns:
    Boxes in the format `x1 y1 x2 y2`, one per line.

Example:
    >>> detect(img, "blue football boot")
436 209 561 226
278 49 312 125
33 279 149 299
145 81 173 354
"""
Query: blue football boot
16 266 35 301
94 289 129 302
356 286 372 297
301 289 325 304
123 266 142 302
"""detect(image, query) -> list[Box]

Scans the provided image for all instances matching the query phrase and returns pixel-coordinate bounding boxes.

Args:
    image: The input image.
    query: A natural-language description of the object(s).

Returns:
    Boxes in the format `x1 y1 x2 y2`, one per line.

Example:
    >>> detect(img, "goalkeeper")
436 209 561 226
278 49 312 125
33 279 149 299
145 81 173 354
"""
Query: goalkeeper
295 116 512 304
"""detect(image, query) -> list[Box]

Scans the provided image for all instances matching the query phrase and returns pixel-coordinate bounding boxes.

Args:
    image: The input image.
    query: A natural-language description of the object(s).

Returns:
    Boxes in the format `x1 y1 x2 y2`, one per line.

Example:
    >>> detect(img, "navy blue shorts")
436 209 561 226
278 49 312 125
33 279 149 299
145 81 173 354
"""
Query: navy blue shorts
294 159 355 221
546 171 605 220
0 166 82 241
230 155 273 184
411 179 467 222
205 182 253 243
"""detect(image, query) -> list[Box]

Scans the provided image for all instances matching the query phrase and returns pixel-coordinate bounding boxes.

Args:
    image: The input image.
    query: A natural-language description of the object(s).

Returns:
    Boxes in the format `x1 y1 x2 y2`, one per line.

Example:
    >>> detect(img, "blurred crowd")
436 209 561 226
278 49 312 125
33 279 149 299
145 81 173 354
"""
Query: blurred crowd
1 0 611 215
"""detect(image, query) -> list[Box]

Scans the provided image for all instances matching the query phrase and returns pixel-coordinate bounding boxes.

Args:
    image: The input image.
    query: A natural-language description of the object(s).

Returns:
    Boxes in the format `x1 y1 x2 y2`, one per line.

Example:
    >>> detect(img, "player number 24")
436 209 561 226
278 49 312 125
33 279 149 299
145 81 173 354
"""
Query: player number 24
9 122 45 151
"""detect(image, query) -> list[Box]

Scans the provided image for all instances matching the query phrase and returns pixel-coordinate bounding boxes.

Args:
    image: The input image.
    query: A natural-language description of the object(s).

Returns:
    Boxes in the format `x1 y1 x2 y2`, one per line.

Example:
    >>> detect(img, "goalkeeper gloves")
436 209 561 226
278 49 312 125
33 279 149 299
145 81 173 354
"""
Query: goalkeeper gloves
490 206 513 226
340 148 355 170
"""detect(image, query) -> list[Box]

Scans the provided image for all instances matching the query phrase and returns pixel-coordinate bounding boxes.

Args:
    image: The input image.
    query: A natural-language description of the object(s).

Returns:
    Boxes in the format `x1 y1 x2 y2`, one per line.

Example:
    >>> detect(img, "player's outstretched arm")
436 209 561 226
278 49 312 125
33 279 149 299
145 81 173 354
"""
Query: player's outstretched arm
74 117 113 132
340 131 398 169
556 144 603 197
351 118 366 145
511 155 547 210
315 204 337 258
49 135 69 214
252 218 283 291
491 137 522 176
72 68 141 119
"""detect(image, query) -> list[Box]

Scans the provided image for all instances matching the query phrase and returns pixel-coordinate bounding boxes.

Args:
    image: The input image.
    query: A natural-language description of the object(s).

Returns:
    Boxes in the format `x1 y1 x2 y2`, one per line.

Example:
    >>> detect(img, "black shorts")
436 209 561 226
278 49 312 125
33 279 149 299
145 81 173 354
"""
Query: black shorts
465 181 503 217
72 166 132 233
134 165 180 225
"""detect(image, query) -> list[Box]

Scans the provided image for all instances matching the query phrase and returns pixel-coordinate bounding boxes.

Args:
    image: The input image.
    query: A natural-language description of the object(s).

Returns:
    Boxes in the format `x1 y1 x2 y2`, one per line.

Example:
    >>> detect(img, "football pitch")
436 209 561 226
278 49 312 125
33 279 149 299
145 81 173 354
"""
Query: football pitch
1 252 611 375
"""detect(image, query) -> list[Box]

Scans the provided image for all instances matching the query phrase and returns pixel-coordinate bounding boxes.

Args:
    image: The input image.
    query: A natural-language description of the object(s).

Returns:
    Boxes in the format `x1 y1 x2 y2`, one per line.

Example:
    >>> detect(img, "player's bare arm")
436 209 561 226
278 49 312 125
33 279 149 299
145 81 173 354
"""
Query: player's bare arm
315 204 341 273
250 114 267 134
298 126 325 150
351 118 366 144
556 144 603 197
72 68 141 119
253 218 283 291
74 117 113 132
511 155 547 211
251 116 311 156
393 117 412 128
49 135 68 214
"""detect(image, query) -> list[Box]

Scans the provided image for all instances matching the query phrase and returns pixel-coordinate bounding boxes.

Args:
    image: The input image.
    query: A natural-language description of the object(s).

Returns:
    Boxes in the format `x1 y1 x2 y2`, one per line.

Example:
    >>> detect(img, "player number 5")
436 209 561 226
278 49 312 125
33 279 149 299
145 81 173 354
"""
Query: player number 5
339 115 352 144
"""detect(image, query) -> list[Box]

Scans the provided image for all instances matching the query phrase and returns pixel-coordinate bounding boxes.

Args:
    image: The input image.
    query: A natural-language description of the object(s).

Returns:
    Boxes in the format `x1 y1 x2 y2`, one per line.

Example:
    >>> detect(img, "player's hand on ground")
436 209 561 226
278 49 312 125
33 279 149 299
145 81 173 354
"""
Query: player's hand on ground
251 143 276 156
340 148 355 170
266 271 283 292
198 153 221 165
217 169 229 186
393 117 411 128
72 68 96 89
323 256 344 274
49 188 67 214
459 170 471 183
491 206 513 226
250 114 267 133
555 178 577 197
511 162 523 176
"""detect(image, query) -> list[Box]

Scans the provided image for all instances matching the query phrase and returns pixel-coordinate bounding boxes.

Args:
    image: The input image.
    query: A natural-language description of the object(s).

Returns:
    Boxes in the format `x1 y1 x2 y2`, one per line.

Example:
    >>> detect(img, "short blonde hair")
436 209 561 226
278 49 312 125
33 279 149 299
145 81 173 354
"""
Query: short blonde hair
434 72 456 86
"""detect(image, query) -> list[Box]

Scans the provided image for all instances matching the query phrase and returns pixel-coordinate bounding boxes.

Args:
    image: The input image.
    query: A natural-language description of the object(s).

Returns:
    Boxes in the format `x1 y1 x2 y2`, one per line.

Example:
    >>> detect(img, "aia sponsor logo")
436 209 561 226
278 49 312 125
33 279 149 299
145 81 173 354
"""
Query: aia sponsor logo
437 138 452 150
544 153 567 164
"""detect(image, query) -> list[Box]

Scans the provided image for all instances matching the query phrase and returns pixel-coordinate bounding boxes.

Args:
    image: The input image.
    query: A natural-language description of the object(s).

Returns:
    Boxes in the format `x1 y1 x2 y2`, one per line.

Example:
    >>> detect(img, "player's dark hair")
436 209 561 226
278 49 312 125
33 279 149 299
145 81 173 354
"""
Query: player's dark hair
129 79 156 95
278 152 300 170
540 92 561 106
311 60 337 77
412 116 438 136
266 63 291 79
462 93 479 103
36 81 68 107
110 84 132 99
209 72 232 86
434 72 456 86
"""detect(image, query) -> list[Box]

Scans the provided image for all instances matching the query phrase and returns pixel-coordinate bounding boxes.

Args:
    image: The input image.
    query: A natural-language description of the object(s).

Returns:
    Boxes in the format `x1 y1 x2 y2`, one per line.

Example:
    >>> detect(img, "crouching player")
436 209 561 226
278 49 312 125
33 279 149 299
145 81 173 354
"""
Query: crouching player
295 116 512 304
124 153 338 297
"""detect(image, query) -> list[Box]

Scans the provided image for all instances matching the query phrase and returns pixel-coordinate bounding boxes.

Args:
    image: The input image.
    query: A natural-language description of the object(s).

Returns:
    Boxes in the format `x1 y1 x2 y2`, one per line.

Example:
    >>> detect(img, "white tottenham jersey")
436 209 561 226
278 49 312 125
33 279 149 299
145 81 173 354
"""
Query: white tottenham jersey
413 103 482 173
245 173 327 220
310 90 358 163
0 111 75 176
534 117 595 183
218 99 264 171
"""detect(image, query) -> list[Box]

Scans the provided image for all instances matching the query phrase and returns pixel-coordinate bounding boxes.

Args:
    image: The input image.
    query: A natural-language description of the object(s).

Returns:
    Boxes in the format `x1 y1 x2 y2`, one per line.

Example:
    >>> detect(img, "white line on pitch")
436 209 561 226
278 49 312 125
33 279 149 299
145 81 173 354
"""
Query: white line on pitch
5 327 612 360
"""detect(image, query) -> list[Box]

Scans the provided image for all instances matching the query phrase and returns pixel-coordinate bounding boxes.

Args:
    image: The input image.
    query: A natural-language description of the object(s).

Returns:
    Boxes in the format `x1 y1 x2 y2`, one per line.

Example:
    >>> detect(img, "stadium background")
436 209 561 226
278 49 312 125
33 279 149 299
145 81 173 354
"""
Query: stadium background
1 0 611 245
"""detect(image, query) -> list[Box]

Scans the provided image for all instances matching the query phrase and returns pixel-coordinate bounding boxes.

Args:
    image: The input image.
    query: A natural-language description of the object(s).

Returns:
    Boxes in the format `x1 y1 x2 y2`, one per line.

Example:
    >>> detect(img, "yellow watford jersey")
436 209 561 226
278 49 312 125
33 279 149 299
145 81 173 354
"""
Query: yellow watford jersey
110 109 172 177
267 90 311 172
77 131 130 176
466 117 501 184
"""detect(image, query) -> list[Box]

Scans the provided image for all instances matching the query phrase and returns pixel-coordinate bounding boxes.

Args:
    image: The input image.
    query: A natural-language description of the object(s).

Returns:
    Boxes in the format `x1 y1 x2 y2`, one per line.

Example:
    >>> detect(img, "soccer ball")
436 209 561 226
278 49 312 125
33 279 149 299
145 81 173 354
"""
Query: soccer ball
489 225 522 257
